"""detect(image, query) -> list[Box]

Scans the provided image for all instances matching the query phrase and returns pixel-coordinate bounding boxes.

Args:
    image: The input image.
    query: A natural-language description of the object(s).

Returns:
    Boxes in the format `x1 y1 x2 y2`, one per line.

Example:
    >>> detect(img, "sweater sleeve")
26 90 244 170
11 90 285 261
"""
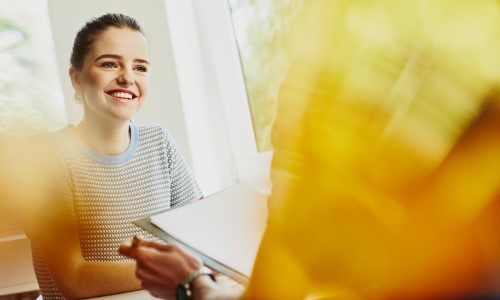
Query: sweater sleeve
163 129 203 207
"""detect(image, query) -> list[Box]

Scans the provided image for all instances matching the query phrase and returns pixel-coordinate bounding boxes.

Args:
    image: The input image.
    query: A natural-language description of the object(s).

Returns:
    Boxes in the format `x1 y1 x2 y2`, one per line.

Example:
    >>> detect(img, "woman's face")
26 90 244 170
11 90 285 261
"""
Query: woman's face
70 27 150 124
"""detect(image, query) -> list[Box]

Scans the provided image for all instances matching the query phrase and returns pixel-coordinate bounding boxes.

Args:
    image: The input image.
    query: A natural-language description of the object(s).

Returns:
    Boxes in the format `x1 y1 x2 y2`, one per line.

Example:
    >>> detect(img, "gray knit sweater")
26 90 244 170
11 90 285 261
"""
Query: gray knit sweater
30 124 202 299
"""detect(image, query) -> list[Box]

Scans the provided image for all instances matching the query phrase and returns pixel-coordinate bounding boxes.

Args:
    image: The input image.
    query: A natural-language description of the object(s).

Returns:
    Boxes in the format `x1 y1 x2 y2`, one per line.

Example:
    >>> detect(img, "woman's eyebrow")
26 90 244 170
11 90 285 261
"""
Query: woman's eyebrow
134 58 150 65
94 54 150 65
94 54 122 62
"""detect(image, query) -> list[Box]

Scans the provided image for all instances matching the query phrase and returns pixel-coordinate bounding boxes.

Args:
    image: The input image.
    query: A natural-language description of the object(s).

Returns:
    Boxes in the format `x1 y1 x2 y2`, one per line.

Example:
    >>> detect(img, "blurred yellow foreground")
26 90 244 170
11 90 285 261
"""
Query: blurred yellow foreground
247 0 500 299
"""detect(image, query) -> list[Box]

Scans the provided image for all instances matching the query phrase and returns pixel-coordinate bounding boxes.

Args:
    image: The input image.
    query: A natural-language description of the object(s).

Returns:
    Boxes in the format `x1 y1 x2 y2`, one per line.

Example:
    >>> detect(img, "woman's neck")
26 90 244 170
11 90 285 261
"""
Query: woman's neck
73 119 131 156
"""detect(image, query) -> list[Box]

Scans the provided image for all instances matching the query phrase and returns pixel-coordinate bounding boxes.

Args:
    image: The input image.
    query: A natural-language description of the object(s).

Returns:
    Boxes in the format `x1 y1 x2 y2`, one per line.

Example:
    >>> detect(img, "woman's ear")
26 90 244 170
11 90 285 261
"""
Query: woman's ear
69 66 83 101
69 66 81 91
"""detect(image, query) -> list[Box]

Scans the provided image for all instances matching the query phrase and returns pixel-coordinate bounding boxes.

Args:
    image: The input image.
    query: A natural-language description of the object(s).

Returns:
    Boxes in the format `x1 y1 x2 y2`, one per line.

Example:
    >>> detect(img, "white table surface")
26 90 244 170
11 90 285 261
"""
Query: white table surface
86 290 157 300
87 275 243 299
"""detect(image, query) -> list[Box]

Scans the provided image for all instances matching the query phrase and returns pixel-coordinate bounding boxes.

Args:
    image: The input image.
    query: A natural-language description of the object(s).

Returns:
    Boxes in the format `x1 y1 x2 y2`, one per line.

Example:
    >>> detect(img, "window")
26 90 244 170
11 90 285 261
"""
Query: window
227 0 302 151
0 0 66 137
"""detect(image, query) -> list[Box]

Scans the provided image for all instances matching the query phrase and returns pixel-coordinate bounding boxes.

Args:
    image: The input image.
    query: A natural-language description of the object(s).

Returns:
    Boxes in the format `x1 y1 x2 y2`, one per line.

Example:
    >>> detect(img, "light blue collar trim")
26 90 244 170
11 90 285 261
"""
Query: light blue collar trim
66 124 139 165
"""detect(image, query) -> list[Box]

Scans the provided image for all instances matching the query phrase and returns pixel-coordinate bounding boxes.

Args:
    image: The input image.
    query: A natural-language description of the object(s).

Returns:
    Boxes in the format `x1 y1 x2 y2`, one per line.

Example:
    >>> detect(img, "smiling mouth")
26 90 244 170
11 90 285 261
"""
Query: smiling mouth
107 91 136 100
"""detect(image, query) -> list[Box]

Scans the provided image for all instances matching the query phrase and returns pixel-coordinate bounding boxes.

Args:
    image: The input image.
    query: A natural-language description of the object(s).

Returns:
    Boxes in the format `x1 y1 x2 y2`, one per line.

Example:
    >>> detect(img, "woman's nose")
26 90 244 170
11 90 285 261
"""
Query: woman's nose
117 68 134 85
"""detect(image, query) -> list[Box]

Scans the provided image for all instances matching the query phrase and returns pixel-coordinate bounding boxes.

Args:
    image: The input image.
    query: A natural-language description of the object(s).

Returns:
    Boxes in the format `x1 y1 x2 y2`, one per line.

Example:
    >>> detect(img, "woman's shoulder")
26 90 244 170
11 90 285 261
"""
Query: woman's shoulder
135 123 174 141
134 124 180 155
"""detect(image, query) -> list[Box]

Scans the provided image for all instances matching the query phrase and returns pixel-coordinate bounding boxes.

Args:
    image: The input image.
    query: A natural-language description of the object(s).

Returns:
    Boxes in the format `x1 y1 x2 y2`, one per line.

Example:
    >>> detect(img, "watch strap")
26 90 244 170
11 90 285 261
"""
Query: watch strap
176 266 215 300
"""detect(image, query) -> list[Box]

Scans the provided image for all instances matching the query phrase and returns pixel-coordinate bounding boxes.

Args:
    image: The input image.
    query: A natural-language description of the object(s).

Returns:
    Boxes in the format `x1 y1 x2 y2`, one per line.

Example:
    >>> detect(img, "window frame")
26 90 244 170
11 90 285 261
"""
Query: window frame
165 0 273 194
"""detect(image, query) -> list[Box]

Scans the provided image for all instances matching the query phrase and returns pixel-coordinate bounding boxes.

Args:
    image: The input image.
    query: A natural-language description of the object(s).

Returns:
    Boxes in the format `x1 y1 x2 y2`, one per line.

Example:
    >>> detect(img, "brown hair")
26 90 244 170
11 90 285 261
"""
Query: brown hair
70 13 144 70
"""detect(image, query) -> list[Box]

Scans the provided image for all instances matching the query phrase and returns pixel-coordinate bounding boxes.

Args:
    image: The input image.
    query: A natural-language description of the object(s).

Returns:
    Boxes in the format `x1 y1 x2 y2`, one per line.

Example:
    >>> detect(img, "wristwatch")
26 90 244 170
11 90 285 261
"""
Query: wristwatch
176 266 215 300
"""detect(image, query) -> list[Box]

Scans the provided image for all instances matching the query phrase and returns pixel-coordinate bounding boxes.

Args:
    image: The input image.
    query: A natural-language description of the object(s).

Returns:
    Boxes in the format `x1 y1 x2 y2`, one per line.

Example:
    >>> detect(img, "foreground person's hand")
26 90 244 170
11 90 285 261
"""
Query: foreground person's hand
120 236 203 299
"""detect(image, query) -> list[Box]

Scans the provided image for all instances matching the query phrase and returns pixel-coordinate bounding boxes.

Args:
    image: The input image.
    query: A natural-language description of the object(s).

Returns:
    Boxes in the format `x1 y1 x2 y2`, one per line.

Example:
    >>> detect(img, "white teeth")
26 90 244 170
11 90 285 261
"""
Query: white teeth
110 92 133 99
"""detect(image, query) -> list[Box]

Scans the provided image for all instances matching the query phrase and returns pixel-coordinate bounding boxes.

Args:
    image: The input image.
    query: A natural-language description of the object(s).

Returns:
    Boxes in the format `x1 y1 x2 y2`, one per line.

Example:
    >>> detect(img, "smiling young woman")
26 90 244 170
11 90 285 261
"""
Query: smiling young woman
69 26 150 155
26 14 203 300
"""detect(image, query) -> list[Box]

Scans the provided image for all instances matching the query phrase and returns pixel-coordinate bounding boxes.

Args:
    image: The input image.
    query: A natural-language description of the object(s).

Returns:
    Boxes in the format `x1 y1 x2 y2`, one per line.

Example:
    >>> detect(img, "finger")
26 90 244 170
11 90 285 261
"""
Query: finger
118 237 138 258
118 243 135 258
137 239 173 251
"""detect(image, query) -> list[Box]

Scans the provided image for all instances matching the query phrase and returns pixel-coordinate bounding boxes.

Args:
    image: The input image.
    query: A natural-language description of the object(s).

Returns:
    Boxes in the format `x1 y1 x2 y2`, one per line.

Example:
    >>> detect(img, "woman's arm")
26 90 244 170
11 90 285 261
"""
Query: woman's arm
31 208 141 299
14 135 141 299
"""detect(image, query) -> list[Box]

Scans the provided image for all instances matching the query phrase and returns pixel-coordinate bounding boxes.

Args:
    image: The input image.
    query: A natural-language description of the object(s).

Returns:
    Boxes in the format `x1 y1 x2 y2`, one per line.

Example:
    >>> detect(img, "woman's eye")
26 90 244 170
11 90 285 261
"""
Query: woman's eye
134 65 148 73
101 61 117 68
